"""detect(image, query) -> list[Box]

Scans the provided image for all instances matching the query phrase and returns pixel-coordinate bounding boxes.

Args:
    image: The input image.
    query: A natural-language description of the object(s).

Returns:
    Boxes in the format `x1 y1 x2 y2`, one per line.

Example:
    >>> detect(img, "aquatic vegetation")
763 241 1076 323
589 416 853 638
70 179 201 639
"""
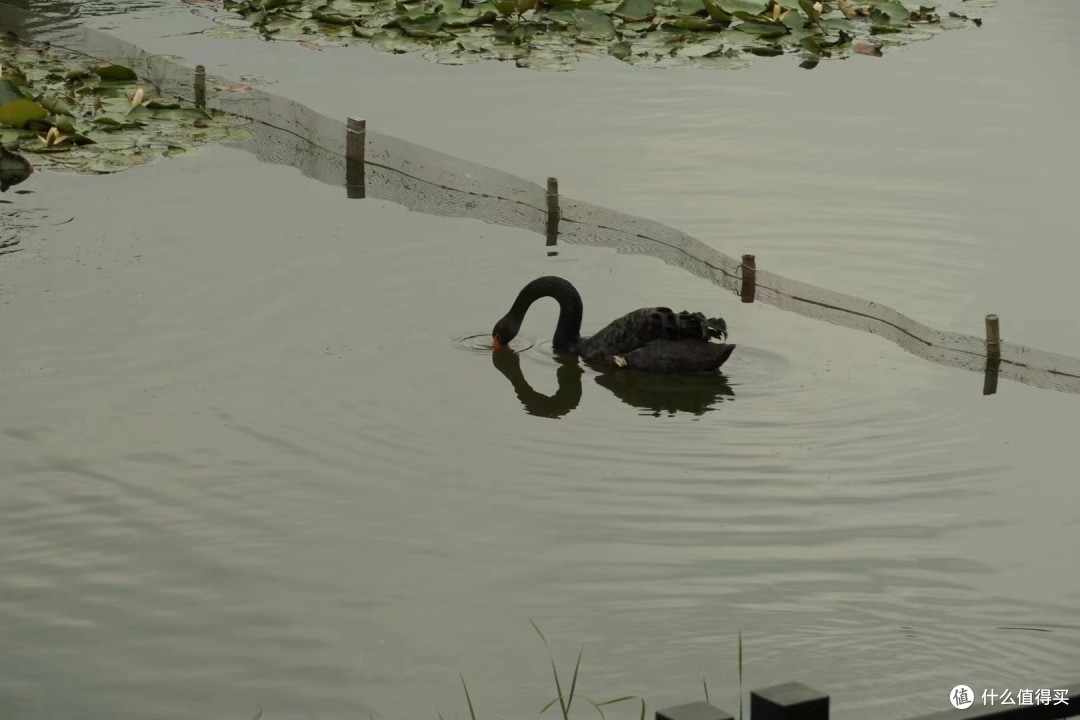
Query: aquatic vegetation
212 0 991 71
0 36 249 187
435 622 646 720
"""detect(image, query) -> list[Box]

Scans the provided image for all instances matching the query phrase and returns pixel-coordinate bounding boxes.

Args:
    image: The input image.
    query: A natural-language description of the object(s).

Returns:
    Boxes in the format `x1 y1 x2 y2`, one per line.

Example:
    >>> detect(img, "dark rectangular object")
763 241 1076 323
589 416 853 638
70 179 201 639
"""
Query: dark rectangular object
656 701 734 720
751 682 829 720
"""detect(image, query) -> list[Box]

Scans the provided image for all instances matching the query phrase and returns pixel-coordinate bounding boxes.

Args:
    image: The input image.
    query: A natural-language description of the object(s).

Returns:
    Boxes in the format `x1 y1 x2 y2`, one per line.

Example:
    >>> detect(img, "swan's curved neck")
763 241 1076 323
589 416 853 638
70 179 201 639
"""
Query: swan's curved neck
509 276 583 350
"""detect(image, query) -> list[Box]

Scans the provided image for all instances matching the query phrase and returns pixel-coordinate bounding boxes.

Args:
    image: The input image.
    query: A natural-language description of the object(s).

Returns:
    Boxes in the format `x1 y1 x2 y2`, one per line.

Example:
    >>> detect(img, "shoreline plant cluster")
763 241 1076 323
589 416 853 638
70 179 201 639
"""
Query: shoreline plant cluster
212 0 989 71
247 625 747 720
0 35 249 191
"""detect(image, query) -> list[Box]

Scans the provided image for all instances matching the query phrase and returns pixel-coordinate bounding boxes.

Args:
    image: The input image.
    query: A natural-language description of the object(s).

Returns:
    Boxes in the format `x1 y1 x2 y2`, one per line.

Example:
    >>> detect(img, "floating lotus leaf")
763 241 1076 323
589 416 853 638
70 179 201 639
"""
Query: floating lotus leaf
677 39 725 56
456 34 491 51
736 17 788 35
211 0 991 70
573 8 617 38
702 0 733 22
614 0 654 21
714 0 767 12
394 13 447 36
444 8 499 25
871 0 911 24
609 39 633 58
0 99 49 128
94 64 139 80
0 79 29 106
796 0 821 23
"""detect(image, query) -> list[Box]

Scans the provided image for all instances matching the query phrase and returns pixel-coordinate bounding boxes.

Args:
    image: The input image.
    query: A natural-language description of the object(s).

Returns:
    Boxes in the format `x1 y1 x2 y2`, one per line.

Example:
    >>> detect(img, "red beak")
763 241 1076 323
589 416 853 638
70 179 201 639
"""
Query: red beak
492 336 503 350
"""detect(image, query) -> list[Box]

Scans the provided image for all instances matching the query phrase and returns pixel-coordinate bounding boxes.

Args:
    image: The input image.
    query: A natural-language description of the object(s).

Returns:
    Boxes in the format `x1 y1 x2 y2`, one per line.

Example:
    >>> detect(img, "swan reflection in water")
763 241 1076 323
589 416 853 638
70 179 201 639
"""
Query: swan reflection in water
491 348 735 419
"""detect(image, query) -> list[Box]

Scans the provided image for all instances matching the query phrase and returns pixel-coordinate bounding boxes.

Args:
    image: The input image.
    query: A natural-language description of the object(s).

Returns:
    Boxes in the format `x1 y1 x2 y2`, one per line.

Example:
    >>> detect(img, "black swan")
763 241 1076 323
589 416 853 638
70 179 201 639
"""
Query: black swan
491 276 735 373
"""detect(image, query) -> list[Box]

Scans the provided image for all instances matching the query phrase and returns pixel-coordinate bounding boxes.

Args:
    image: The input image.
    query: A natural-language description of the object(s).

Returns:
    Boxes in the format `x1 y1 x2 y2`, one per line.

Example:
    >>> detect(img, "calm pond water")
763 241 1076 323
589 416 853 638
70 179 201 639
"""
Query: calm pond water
2 2 1079 719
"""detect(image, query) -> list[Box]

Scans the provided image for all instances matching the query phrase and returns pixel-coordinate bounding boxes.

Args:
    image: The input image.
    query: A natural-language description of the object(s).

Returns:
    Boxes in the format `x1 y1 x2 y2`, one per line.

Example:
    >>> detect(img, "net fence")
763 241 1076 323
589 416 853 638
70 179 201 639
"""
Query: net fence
4 2 1079 395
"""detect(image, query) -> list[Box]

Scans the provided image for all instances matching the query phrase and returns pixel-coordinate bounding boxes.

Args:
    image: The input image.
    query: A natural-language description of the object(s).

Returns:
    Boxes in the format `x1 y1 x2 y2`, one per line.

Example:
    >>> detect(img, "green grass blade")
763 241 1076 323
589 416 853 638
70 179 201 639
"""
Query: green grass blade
565 646 584 716
531 619 552 650
595 696 638 706
251 708 263 720
551 658 568 720
587 693 642 720
461 675 478 720
540 699 559 714
703 676 709 704
533 620 568 719
585 696 608 720
738 631 744 720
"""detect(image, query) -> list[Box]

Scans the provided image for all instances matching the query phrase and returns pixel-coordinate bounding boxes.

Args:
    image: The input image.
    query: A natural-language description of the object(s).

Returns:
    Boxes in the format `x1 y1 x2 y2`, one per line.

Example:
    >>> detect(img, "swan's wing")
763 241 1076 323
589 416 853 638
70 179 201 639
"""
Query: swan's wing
579 307 726 363
613 339 736 373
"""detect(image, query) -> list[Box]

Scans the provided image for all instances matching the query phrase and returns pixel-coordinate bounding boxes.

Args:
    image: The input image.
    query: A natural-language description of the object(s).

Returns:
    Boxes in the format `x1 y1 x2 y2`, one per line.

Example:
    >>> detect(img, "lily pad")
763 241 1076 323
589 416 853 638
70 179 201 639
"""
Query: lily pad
735 18 788 36
714 0 767 13
797 0 820 23
871 0 913 26
395 14 446 36
677 40 724 56
614 0 654 21
609 39 633 59
702 0 733 22
573 8 616 39
94 64 139 80
0 79 29 107
0 99 49 128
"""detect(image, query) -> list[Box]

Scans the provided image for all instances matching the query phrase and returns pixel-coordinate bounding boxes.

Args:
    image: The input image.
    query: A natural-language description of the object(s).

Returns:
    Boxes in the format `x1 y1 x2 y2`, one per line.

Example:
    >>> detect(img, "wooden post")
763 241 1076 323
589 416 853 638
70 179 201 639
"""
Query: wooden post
194 64 206 110
983 313 1001 396
546 177 560 255
985 314 1001 357
750 682 829 720
740 254 756 303
346 117 366 200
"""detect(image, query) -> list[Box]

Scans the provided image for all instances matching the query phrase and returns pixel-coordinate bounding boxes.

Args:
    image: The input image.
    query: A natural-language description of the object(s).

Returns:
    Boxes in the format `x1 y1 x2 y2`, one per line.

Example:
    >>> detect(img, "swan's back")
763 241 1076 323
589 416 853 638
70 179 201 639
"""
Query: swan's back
576 307 727 366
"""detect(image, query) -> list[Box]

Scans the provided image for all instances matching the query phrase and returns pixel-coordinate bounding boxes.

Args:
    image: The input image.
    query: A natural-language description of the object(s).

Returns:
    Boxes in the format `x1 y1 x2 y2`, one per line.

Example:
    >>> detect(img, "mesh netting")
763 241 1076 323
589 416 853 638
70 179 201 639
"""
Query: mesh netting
4 2 1079 395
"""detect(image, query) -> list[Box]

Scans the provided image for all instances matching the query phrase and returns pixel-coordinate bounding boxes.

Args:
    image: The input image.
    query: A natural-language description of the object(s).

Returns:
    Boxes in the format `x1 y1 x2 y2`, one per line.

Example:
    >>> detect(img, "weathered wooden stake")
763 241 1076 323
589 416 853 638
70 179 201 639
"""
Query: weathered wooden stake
194 64 206 110
346 117 366 200
983 313 1001 396
546 177 560 254
740 253 756 303
985 314 1001 357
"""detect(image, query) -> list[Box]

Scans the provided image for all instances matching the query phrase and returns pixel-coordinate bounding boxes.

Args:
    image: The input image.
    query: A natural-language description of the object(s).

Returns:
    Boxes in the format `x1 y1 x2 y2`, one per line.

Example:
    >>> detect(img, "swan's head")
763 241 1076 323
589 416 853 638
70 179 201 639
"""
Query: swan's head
491 314 520 350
